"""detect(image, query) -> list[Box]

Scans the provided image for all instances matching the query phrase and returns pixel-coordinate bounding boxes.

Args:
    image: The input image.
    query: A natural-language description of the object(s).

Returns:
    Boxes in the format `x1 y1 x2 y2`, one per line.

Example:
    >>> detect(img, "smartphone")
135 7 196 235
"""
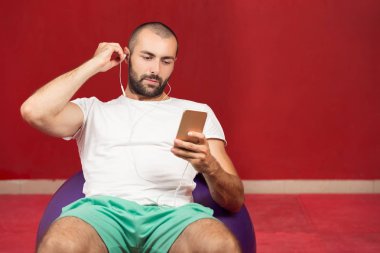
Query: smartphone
176 110 207 143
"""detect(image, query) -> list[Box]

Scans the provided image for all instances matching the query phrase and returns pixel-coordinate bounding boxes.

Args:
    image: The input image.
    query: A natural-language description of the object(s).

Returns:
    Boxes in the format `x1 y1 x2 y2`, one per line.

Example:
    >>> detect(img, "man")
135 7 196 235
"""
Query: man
21 22 244 253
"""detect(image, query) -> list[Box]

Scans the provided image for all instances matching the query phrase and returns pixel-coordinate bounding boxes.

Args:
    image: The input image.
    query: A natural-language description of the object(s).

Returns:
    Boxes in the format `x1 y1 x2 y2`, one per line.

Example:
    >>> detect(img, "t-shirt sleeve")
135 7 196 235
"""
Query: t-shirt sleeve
62 97 96 141
203 104 227 145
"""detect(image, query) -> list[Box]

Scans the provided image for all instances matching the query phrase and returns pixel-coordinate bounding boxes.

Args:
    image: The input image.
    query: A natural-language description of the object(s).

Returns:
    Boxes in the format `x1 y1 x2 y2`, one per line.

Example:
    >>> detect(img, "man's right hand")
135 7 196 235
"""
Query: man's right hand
91 42 128 73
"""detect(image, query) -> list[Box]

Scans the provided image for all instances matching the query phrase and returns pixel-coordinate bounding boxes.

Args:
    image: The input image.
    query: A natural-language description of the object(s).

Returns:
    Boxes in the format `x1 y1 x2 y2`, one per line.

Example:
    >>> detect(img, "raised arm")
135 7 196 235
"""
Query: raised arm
171 133 244 213
20 43 127 137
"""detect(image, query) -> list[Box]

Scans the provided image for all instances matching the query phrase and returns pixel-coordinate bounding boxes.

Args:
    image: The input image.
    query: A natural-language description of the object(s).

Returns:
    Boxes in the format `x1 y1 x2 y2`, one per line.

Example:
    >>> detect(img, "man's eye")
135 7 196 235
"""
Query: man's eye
142 56 152 60
163 60 172 65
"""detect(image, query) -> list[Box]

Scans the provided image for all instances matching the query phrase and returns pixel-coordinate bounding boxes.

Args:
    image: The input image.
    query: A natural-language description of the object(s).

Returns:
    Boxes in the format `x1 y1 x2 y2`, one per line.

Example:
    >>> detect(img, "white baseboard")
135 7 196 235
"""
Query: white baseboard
0 180 65 194
243 180 380 193
1 179 380 194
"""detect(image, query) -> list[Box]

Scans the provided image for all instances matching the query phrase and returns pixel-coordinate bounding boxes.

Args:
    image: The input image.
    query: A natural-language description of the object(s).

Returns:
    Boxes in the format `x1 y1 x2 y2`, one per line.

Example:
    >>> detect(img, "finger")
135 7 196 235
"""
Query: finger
110 51 124 62
105 50 125 65
171 146 193 157
98 42 106 48
188 131 206 145
108 42 122 48
173 139 202 152
108 43 125 59
99 42 121 50
171 147 202 160
97 43 121 57
107 45 124 60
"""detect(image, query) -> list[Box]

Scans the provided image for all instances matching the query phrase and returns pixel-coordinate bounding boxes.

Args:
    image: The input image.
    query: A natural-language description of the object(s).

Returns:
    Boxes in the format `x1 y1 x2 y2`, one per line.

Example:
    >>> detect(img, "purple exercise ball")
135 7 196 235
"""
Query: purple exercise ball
36 172 256 253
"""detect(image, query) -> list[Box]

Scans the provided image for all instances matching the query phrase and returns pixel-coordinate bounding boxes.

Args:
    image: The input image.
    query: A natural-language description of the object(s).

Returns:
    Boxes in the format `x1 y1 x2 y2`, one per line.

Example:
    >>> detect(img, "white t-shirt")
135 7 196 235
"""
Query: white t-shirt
64 95 225 207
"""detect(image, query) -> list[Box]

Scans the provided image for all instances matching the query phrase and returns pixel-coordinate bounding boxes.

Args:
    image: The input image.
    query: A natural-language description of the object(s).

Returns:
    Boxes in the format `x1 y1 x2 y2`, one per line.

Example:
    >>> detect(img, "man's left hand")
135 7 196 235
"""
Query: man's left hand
171 131 218 175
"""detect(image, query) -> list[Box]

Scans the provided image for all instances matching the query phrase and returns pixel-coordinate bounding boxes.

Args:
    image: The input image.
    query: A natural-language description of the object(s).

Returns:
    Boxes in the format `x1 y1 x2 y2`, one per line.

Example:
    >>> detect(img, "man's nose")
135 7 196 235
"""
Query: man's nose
149 60 160 75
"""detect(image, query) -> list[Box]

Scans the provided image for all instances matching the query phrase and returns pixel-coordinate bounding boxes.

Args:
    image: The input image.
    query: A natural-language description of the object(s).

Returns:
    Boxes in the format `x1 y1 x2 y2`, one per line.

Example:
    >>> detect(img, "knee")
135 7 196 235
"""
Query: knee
37 234 83 253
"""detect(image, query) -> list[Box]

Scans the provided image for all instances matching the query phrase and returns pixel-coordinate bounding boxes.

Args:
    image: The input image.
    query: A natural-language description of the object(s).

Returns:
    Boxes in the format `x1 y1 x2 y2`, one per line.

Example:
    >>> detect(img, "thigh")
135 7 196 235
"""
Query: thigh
169 218 241 253
55 196 142 253
37 216 107 253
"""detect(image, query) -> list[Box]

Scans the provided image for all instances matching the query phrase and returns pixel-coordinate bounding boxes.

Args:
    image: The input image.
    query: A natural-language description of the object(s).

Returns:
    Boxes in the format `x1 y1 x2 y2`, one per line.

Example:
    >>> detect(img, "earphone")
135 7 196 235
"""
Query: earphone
119 54 127 97
118 58 190 206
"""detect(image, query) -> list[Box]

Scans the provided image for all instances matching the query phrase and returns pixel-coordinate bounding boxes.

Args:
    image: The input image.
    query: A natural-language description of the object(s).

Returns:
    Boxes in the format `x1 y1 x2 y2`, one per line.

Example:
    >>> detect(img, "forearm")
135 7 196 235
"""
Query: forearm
21 59 99 120
203 159 244 213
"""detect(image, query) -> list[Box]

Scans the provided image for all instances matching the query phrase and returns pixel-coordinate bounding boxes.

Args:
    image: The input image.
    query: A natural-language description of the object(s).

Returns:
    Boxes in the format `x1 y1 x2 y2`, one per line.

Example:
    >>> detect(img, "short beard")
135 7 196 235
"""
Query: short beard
128 61 169 98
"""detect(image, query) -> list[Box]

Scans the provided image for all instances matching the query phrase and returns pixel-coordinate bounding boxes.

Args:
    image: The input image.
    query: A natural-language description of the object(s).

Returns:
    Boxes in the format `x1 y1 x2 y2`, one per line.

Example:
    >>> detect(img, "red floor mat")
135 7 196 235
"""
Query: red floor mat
245 194 380 253
1 194 380 252
0 195 51 253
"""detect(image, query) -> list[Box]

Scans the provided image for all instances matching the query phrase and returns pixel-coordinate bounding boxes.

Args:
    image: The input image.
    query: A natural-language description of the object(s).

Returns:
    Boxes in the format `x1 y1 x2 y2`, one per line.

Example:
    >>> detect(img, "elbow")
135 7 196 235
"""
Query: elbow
20 102 45 126
20 102 35 123
222 186 245 213
20 102 33 123
228 194 245 213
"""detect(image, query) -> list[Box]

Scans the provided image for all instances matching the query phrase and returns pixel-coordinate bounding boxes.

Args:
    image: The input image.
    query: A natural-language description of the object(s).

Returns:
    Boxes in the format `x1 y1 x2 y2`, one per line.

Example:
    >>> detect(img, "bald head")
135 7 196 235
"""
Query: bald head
128 22 178 56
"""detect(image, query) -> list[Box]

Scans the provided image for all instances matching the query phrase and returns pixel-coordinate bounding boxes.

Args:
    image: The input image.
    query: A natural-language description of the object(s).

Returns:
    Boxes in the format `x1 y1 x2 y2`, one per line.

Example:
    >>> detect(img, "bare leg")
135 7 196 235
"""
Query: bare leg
37 216 108 253
169 218 241 253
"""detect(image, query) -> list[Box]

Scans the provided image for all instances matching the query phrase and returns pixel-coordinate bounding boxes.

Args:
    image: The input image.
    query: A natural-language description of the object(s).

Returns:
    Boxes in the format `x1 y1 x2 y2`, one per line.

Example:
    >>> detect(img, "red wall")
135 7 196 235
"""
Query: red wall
1 0 379 180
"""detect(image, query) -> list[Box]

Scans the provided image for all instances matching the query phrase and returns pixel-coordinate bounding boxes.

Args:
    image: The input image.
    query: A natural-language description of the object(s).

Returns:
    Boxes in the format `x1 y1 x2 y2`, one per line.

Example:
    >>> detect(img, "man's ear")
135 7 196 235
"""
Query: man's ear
124 47 130 62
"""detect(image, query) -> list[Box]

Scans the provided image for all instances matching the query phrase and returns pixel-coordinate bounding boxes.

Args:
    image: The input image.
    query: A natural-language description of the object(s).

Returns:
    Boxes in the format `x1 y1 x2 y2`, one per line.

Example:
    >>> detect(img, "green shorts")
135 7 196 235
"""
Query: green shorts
58 195 216 253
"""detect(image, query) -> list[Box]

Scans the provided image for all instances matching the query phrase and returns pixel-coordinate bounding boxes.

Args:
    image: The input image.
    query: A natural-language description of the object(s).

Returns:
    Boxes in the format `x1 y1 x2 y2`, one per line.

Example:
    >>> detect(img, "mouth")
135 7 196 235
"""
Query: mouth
144 78 159 85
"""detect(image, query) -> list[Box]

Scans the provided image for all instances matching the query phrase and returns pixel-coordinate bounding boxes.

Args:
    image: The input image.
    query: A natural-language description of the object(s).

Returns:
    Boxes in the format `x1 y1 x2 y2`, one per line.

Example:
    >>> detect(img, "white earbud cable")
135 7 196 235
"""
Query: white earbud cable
119 60 188 206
